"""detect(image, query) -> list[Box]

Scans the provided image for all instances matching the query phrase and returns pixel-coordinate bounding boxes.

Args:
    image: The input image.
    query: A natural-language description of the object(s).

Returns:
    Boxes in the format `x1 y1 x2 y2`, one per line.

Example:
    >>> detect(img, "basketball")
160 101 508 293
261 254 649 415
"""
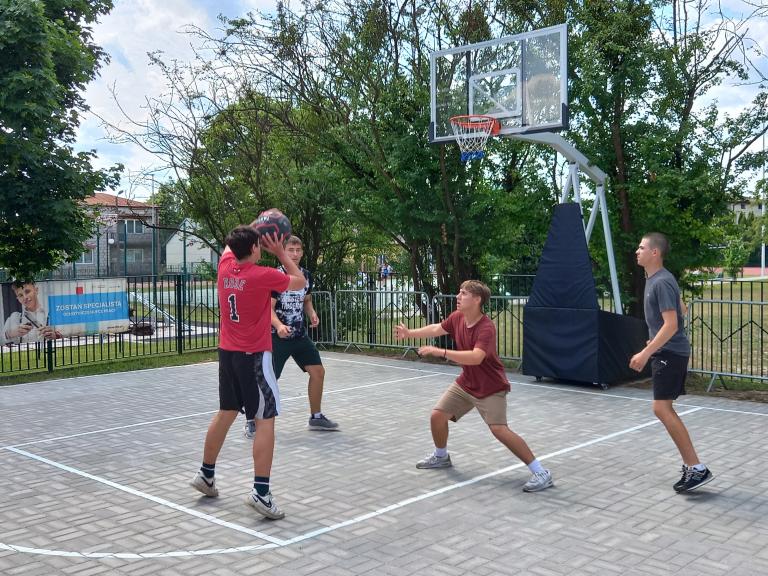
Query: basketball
252 208 292 241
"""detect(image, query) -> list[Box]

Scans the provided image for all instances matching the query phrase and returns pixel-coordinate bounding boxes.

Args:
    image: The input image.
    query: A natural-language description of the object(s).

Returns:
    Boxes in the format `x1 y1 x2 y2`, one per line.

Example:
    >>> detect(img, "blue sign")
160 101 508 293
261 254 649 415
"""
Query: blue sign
48 291 129 325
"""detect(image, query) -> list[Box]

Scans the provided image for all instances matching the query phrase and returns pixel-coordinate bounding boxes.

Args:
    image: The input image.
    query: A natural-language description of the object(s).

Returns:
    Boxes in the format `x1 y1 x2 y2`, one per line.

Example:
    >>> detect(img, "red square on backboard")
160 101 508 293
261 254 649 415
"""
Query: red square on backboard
76 287 84 295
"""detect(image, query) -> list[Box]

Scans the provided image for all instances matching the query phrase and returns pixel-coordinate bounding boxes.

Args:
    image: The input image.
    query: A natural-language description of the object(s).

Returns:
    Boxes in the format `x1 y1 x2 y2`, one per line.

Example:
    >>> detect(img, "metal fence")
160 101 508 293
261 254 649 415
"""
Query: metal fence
688 299 768 385
1 274 218 375
2 275 767 384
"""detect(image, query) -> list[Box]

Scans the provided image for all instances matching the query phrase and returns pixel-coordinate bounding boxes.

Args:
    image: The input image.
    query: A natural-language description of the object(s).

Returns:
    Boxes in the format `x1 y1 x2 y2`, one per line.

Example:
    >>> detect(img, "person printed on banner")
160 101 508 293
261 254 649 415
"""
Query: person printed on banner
2 281 61 344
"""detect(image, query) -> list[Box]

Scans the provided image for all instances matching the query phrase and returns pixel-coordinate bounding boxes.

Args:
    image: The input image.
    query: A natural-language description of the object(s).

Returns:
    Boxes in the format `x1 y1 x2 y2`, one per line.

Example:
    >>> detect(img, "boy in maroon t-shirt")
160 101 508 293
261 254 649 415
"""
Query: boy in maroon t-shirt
190 225 305 519
395 280 553 492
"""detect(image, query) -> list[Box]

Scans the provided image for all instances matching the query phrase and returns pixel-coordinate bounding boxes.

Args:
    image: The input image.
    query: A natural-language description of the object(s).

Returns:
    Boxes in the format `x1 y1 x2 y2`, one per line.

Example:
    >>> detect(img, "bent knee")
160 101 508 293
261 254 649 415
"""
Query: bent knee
652 400 674 419
488 424 510 438
306 364 325 378
430 409 451 423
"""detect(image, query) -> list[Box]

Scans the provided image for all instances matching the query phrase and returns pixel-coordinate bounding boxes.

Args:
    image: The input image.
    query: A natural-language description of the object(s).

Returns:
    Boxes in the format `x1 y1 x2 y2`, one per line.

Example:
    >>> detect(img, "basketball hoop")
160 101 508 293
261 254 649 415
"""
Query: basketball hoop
449 115 500 162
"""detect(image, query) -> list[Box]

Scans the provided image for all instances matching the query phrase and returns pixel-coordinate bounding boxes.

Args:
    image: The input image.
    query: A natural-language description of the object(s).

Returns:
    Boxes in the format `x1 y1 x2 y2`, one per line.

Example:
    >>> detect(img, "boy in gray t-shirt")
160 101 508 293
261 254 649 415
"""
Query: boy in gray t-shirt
630 232 713 494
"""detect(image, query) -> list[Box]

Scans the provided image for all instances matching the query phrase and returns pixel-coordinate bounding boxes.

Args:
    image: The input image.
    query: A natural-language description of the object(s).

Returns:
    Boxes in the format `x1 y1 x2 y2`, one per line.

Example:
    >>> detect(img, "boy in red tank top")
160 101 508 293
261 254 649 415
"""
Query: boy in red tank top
395 280 553 492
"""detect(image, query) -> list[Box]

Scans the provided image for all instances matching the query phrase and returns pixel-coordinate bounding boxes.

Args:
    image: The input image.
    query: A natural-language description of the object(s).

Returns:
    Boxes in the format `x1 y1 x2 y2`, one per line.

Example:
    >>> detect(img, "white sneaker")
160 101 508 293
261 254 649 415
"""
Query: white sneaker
190 470 218 497
416 453 452 469
523 469 554 492
244 420 255 440
246 491 285 520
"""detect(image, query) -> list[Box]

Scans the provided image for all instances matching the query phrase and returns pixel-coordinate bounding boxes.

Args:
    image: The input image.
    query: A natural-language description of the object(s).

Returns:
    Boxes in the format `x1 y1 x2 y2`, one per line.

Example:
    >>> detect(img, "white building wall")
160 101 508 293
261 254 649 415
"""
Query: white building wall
165 232 216 266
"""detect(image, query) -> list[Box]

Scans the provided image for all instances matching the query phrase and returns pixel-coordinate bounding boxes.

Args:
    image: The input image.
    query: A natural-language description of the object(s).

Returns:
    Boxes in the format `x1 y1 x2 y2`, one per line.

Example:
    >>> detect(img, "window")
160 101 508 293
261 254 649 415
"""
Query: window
76 249 94 264
125 219 144 234
126 248 144 263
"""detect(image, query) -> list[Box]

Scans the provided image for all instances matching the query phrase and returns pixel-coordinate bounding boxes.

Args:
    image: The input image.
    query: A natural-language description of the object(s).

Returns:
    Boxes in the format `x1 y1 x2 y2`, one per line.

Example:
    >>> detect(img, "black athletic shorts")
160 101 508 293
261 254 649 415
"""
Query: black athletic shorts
651 350 689 400
271 334 322 379
218 349 280 419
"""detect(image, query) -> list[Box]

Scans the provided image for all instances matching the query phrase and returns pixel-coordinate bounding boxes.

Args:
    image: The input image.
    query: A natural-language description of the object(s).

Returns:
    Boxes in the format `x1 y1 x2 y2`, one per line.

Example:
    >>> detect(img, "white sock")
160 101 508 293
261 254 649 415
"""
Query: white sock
312 412 322 419
692 463 706 472
527 459 545 474
434 447 448 458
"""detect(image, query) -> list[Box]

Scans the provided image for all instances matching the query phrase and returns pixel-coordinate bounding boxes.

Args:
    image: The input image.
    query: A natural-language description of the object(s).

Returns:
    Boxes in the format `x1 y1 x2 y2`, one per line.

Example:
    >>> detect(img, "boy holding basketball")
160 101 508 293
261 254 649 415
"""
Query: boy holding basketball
190 225 305 519
630 232 713 493
395 280 553 492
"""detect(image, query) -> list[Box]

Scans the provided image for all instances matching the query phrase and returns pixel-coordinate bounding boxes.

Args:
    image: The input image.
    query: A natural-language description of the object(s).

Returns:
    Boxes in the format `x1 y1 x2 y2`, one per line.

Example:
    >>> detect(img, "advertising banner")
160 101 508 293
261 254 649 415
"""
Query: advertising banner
1 279 130 345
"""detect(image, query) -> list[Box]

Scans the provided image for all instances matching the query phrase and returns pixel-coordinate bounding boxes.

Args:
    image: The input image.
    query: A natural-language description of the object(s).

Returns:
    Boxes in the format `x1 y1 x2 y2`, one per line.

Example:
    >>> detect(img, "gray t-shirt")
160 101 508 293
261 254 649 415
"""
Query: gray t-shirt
643 268 690 356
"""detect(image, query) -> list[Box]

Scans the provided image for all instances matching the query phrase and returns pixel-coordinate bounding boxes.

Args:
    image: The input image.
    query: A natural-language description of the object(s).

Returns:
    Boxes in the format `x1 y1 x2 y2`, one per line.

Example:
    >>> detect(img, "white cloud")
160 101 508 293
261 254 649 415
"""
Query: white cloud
75 0 278 199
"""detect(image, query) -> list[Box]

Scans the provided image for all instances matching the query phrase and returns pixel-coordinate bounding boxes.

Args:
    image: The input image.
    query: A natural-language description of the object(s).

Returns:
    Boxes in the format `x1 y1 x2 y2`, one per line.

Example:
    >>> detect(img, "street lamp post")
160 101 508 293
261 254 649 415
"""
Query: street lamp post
762 130 766 279
97 211 118 277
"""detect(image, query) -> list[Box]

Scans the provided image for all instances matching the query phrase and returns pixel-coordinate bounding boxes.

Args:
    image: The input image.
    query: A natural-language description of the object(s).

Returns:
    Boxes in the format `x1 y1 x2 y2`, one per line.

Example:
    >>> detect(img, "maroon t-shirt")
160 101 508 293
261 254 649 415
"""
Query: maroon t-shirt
440 311 510 398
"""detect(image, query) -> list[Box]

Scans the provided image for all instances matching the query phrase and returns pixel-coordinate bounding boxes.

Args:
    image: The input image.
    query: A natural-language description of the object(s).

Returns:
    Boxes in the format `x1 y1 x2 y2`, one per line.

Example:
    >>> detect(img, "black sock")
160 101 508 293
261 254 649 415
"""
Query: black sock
253 475 270 496
201 463 215 479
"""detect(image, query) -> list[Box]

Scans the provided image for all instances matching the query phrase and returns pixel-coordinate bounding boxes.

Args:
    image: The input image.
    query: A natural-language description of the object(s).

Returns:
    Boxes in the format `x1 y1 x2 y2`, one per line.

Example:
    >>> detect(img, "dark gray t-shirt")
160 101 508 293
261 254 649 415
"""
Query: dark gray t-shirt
644 268 690 356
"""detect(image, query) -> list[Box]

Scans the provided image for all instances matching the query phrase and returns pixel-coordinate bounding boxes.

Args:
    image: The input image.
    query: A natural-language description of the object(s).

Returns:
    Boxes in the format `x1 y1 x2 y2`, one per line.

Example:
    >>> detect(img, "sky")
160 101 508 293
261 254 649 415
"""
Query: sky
75 0 278 199
74 1 767 201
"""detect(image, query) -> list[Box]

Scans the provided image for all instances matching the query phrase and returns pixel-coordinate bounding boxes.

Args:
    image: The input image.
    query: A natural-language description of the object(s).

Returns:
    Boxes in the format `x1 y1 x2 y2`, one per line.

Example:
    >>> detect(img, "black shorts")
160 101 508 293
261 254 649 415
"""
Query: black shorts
218 349 280 419
271 334 322 379
651 350 689 400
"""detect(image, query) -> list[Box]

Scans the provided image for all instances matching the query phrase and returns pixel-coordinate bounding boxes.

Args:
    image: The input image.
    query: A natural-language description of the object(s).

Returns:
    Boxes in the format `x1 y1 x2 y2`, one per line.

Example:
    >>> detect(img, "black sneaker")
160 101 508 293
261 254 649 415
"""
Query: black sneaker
679 467 714 493
673 465 690 492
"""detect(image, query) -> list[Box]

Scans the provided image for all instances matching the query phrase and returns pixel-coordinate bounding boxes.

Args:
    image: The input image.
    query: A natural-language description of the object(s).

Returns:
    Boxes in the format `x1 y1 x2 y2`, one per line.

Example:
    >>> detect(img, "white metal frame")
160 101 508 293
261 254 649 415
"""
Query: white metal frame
513 132 623 315
469 67 522 118
430 23 568 143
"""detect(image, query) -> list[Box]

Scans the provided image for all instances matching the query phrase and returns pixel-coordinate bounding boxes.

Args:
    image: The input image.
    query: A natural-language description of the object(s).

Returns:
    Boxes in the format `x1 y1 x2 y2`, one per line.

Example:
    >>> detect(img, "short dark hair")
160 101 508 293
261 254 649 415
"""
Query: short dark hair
225 226 260 260
643 232 670 258
12 280 34 290
460 280 491 306
285 235 302 247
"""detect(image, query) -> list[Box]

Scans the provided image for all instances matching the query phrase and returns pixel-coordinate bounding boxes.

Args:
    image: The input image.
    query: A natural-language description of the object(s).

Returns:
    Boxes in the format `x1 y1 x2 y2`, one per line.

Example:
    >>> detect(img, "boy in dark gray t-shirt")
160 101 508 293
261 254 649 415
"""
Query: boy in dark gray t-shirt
643 268 690 357
630 232 713 494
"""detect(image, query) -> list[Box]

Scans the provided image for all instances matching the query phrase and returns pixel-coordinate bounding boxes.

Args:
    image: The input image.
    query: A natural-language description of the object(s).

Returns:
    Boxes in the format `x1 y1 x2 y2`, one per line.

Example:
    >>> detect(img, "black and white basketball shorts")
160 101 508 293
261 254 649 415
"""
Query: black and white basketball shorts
218 349 280 419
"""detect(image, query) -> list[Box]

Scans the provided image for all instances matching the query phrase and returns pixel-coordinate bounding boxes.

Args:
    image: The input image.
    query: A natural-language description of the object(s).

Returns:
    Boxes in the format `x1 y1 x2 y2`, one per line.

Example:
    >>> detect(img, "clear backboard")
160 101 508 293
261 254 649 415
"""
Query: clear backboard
430 24 568 144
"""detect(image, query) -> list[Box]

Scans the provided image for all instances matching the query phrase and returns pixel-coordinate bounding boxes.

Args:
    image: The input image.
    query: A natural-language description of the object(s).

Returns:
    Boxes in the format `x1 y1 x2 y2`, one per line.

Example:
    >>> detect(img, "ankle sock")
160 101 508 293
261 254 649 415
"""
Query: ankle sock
527 459 545 474
253 476 270 497
692 463 707 472
312 412 322 419
201 463 215 479
434 447 448 458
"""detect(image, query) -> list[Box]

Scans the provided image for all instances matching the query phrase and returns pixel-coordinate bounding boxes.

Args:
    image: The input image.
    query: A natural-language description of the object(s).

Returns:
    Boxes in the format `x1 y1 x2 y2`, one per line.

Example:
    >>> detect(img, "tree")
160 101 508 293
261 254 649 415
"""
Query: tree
202 0 555 296
569 0 768 315
0 0 120 278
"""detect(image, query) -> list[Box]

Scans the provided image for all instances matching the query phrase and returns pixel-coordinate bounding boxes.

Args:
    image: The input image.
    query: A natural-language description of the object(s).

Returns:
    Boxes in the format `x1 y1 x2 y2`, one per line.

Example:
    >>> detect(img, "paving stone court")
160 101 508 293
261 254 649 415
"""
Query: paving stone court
1 351 767 575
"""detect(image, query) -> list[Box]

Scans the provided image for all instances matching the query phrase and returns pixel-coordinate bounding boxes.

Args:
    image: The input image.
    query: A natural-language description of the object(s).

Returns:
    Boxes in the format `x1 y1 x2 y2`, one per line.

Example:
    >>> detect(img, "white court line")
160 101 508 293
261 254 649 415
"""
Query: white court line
324 355 768 417
6 446 288 546
282 407 704 545
1 373 438 450
0 407 703 559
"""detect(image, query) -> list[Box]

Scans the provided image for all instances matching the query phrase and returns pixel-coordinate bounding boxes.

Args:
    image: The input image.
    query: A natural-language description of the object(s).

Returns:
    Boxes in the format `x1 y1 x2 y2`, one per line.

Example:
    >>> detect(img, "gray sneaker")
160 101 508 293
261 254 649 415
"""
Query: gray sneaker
416 453 452 469
244 420 255 440
190 470 218 497
246 491 285 520
523 469 554 492
308 414 339 431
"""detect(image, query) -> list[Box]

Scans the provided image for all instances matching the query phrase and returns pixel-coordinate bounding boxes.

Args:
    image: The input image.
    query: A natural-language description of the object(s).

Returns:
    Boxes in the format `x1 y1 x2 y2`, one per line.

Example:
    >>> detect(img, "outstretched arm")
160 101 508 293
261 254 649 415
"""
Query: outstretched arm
394 322 448 340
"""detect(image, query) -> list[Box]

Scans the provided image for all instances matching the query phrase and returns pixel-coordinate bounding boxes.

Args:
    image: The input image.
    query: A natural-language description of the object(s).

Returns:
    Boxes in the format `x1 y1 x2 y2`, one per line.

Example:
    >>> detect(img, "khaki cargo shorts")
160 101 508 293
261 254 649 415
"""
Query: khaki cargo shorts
434 382 508 426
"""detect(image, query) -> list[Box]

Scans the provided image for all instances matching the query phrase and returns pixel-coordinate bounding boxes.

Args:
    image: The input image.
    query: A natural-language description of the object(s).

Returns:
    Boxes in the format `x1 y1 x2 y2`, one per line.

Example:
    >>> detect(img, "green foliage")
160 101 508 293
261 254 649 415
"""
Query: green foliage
568 0 767 314
108 0 766 305
0 0 120 278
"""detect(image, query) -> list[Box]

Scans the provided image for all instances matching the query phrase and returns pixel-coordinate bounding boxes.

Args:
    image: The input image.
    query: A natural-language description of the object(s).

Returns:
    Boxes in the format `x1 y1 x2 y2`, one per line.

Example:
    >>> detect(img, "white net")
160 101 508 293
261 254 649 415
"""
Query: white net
449 115 497 161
